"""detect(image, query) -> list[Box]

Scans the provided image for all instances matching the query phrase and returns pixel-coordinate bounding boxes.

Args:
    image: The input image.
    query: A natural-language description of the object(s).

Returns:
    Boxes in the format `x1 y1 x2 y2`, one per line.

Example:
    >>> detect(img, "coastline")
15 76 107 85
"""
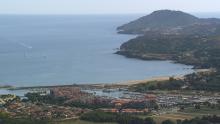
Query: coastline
115 68 213 86
7 68 212 91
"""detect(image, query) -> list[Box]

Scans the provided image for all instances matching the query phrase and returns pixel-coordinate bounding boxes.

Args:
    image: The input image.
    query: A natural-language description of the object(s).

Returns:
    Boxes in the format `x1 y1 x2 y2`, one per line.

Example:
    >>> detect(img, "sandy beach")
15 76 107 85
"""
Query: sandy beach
11 68 213 90
110 68 214 86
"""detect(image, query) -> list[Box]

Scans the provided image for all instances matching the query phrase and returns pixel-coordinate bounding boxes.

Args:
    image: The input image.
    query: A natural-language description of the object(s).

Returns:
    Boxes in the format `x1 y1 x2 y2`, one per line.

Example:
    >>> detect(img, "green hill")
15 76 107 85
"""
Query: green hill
116 10 220 91
117 10 220 34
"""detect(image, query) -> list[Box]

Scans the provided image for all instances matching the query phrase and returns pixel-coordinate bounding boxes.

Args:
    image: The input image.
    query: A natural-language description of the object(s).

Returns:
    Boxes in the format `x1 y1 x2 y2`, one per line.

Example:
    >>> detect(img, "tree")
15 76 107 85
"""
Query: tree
144 117 156 124
176 119 182 124
179 106 185 111
154 104 159 111
162 120 175 124
218 100 220 110
195 104 201 109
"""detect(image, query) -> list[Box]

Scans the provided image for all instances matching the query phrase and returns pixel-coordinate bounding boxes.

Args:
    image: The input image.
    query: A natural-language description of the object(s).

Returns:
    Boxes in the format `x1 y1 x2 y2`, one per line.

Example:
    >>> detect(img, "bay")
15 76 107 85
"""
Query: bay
0 15 194 87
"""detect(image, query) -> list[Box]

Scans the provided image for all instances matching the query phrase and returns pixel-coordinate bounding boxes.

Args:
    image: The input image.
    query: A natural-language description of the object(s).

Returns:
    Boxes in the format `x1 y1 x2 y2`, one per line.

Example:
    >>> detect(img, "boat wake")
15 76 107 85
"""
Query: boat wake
19 42 33 49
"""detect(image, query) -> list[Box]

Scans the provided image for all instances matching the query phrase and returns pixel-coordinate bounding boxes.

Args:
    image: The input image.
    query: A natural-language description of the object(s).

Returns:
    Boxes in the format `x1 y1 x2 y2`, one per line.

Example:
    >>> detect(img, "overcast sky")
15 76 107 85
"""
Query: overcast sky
0 0 220 15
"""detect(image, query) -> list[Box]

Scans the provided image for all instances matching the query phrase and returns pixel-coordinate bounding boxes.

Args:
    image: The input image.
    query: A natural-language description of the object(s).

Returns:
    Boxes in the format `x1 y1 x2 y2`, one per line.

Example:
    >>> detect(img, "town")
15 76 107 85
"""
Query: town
0 85 220 123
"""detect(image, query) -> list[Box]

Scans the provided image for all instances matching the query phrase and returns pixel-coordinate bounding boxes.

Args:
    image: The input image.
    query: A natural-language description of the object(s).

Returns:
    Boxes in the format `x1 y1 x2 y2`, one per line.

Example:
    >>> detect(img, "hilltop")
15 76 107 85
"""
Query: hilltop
117 10 220 34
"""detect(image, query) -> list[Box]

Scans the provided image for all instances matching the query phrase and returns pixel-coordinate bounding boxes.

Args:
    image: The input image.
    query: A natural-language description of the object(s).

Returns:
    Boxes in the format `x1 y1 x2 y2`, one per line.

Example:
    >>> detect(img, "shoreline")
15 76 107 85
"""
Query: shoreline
6 68 212 91
117 68 213 86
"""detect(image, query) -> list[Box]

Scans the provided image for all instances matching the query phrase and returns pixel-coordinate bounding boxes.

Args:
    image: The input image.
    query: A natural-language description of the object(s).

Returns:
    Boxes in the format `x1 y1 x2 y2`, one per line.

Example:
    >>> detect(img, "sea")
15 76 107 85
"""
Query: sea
0 14 196 87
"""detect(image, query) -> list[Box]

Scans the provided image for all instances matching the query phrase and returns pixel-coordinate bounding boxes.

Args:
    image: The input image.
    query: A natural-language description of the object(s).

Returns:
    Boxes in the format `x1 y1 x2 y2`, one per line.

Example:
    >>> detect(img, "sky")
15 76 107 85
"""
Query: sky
0 0 220 15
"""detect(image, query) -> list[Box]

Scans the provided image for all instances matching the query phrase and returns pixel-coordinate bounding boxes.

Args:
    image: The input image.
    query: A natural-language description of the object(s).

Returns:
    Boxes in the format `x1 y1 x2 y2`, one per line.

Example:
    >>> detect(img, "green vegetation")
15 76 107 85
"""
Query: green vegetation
117 29 220 91
80 111 156 124
130 77 184 92
180 115 220 124
152 114 193 124
161 120 175 124
117 10 220 35
180 105 220 116
131 71 220 91
117 33 220 68
0 112 48 124
151 114 220 124
117 10 202 34
55 120 116 124
80 111 118 122
80 111 220 124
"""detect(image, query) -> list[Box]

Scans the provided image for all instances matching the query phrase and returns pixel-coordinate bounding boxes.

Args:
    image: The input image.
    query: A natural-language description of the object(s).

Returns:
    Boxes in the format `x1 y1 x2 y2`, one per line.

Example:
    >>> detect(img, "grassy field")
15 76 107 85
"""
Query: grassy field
52 119 117 124
138 113 192 124
152 113 193 124
179 105 220 116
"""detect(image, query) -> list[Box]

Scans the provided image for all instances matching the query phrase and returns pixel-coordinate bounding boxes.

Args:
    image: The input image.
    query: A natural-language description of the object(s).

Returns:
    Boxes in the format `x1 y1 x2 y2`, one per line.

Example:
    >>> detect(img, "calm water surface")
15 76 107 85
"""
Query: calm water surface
0 15 194 87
